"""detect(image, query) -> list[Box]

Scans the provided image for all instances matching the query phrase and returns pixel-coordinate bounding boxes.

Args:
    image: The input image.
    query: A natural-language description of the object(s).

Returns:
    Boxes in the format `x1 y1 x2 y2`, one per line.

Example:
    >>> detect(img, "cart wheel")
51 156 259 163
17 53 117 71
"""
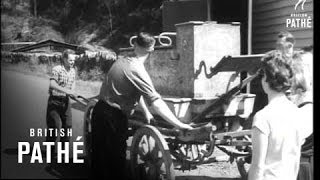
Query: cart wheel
130 125 175 180
83 100 96 167
236 155 251 179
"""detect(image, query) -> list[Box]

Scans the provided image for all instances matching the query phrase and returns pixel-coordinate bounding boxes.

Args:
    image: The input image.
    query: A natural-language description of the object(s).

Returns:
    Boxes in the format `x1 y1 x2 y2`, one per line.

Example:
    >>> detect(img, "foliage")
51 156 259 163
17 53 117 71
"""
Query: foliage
11 0 163 48
1 51 115 81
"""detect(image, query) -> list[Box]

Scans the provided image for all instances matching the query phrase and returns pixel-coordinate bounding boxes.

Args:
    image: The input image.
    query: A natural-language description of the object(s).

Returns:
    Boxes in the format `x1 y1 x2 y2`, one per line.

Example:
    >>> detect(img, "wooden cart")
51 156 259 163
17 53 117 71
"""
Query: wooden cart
73 54 264 180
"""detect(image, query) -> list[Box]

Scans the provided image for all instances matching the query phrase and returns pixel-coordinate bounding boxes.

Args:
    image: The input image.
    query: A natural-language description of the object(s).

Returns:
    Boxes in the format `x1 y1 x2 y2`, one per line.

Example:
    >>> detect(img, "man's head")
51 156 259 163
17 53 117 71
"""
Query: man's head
276 31 295 58
133 32 156 56
62 49 77 69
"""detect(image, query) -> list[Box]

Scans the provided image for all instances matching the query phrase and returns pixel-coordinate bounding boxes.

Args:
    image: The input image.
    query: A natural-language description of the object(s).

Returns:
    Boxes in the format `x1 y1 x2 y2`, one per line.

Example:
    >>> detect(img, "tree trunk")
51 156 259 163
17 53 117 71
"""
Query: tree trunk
106 3 113 37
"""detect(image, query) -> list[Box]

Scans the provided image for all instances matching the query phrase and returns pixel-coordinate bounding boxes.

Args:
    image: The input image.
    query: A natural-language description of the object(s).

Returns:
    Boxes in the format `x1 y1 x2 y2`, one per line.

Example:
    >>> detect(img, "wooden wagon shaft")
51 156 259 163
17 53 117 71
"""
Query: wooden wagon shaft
191 72 260 122
216 145 251 157
213 129 252 140
214 139 251 146
69 95 89 106
157 125 216 142
129 119 217 142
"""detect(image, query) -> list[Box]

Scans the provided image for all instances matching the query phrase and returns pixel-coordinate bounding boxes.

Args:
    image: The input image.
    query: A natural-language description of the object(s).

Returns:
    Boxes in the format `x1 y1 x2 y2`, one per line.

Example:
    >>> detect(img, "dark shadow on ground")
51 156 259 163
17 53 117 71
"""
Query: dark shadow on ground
3 148 46 156
3 148 241 180
3 148 89 179
45 156 89 179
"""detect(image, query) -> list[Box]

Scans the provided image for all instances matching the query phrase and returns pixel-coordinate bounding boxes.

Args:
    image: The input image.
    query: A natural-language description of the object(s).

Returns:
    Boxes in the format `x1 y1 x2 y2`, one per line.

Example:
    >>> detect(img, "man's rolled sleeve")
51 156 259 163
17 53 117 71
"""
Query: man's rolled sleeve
125 69 161 106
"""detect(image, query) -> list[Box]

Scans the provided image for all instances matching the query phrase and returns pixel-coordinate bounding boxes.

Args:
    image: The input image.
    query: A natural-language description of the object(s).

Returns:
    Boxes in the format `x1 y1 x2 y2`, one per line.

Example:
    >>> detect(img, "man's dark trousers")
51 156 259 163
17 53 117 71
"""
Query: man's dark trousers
46 96 72 145
91 100 128 179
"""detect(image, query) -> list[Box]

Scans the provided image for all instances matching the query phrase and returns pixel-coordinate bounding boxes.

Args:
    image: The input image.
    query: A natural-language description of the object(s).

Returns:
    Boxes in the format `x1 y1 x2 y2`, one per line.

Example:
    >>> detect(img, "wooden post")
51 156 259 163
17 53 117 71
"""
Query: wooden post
246 0 253 93
248 0 252 55
206 0 212 21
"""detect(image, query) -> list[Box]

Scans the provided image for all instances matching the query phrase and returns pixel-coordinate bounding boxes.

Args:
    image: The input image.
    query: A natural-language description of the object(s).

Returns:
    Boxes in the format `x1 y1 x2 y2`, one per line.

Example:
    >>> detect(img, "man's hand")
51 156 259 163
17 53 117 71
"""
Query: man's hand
68 91 80 100
148 117 157 126
145 113 155 124
49 79 78 98
138 97 155 124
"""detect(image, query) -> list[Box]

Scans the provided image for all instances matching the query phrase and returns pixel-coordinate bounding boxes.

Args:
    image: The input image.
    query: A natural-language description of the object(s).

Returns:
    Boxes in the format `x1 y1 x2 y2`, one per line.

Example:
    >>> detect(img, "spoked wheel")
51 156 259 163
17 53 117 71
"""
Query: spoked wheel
130 125 175 180
83 100 96 167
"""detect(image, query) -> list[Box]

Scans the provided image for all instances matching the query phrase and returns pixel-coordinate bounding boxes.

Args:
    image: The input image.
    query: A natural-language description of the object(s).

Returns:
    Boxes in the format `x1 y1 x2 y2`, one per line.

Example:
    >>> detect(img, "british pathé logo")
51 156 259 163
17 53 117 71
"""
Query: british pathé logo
286 0 312 28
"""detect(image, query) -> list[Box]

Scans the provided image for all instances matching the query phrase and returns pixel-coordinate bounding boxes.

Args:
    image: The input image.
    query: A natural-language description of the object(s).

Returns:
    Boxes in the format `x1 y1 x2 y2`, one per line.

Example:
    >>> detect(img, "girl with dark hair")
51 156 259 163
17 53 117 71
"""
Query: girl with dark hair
248 50 305 180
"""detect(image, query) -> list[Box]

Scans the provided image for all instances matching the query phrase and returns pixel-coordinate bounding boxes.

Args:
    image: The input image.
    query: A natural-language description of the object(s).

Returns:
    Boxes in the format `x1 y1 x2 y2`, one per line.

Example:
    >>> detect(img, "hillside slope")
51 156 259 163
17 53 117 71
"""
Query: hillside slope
1 0 163 51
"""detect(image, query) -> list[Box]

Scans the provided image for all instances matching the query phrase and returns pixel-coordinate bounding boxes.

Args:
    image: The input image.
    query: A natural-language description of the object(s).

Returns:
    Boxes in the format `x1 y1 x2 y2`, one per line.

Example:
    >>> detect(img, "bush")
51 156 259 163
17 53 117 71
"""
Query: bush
1 51 116 82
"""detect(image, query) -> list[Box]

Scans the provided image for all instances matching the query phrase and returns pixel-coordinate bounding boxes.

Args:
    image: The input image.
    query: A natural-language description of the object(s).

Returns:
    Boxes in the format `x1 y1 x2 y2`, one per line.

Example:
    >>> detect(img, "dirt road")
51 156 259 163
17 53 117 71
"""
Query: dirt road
1 69 241 179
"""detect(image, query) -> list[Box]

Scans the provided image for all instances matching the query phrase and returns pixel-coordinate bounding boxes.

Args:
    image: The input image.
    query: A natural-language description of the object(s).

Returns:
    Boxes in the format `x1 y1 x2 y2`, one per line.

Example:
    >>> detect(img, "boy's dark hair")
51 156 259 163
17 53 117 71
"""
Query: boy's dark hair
135 32 156 49
261 50 294 92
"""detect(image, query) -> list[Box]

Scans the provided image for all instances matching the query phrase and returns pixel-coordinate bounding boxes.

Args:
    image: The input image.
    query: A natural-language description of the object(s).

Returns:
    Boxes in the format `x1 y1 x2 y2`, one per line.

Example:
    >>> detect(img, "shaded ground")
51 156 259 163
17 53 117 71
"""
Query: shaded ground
1 69 242 179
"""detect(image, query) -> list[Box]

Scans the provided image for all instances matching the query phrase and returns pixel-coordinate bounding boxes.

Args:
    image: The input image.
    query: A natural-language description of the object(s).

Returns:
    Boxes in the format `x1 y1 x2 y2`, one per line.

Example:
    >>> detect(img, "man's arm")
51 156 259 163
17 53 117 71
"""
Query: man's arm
138 96 154 124
151 98 192 129
49 79 74 95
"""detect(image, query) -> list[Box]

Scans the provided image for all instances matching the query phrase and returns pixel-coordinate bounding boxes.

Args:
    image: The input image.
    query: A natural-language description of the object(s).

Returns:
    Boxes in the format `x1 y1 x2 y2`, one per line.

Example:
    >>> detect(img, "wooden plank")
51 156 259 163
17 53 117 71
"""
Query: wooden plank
252 30 313 42
253 24 313 35
253 37 313 45
252 38 313 50
191 72 260 123
252 39 313 54
253 38 313 48
253 0 293 13
253 7 313 21
253 0 312 13
213 129 252 139
252 48 271 54
253 0 279 5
